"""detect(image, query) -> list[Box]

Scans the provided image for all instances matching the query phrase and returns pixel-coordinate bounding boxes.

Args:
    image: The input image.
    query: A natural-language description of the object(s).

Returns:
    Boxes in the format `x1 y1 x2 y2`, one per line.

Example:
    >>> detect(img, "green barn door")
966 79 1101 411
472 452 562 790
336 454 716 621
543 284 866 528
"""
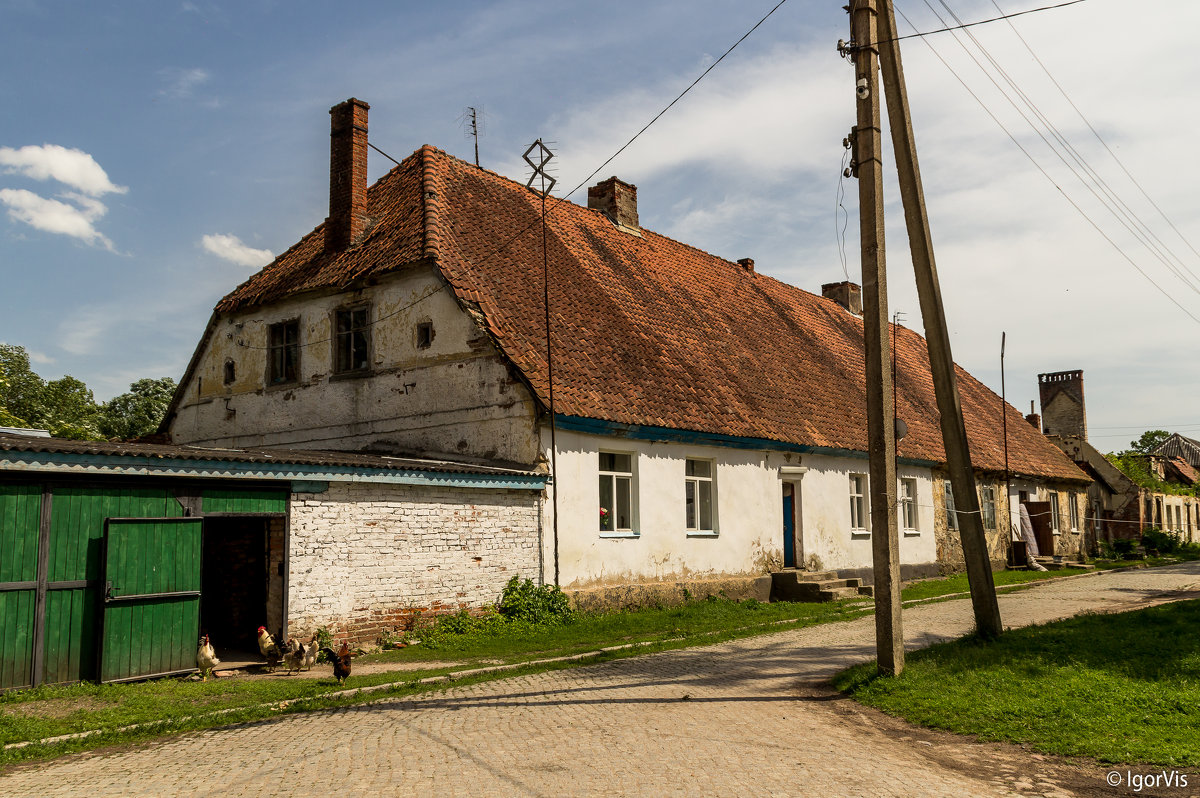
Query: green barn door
0 484 41 690
99 518 202 683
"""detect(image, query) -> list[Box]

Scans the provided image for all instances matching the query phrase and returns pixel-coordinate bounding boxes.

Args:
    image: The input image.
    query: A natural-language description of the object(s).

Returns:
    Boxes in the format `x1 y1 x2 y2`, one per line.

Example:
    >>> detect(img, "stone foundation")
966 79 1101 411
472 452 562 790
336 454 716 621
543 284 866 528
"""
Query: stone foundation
565 575 772 613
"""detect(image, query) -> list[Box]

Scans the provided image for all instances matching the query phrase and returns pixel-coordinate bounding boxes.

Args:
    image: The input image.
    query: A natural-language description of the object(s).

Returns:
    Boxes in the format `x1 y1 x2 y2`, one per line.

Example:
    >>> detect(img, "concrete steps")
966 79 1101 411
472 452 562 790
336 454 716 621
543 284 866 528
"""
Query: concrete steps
1032 556 1094 571
770 569 873 602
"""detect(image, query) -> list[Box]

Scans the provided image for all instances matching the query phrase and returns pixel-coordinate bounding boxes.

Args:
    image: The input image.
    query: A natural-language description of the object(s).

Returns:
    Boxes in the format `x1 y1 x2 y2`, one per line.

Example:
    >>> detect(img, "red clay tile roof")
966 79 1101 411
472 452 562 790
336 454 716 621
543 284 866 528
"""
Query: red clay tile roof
217 146 1087 483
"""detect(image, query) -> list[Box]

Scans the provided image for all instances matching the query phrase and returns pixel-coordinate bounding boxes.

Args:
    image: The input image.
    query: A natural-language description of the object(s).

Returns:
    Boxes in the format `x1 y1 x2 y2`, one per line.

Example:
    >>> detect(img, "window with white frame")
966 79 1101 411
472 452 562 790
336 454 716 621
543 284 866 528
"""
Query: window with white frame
599 452 634 533
1050 492 1062 534
944 480 958 531
849 474 868 532
1068 491 1080 531
980 486 997 529
684 459 715 533
900 478 918 531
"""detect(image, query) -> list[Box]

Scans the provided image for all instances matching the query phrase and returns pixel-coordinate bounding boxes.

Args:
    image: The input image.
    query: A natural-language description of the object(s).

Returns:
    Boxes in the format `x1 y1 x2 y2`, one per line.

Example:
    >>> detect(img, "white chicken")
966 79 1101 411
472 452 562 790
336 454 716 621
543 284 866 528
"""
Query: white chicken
196 634 220 680
301 633 320 671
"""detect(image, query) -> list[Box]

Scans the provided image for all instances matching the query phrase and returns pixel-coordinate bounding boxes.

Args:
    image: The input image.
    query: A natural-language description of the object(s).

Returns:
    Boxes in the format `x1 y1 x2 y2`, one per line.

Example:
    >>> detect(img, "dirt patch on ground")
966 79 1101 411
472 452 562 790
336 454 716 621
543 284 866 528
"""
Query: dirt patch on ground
2 696 118 721
797 681 1192 798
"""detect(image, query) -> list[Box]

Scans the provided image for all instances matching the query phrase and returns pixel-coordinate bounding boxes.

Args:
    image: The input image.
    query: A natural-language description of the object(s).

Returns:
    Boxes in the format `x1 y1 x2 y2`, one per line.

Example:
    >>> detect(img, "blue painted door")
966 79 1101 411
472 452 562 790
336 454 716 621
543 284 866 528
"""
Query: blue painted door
783 494 795 567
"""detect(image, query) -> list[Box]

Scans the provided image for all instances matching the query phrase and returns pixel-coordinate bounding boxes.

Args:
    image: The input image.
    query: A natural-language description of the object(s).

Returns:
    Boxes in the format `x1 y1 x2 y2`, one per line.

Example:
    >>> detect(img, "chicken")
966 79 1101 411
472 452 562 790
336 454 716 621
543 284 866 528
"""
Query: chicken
300 633 319 671
281 638 304 675
319 641 353 685
196 634 220 680
257 626 283 671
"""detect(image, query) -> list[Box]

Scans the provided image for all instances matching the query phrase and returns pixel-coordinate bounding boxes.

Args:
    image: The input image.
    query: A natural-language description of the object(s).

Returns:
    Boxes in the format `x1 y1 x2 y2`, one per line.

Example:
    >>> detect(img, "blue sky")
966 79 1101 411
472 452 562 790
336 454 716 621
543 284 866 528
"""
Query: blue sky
2 0 1198 451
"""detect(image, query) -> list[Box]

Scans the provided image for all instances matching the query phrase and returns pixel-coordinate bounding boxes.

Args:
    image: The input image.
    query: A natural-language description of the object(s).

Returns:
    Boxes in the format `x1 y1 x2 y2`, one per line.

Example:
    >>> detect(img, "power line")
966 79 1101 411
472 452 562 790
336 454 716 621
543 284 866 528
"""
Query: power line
990 0 1200 269
892 4 1200 327
923 0 1200 298
864 0 1087 47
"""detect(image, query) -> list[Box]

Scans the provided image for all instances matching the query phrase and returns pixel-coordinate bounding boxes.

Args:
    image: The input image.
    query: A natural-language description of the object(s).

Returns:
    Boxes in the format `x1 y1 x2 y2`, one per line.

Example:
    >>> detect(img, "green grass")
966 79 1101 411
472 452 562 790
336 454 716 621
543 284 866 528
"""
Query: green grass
899 567 1091 603
834 599 1200 765
0 596 869 767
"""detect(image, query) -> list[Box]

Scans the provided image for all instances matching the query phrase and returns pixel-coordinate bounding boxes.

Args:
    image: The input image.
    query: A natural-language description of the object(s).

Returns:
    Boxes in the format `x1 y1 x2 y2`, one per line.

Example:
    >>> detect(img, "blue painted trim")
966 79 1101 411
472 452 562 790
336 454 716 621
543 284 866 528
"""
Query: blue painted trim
598 531 639 539
0 451 547 491
554 414 942 468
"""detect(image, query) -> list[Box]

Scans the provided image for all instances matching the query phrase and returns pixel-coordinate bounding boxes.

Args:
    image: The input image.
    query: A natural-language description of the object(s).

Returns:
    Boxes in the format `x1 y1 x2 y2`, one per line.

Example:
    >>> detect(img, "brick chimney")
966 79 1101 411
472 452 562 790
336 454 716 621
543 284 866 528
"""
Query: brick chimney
588 177 639 232
822 281 863 316
325 98 370 253
1038 370 1087 440
1026 401 1041 430
737 258 755 273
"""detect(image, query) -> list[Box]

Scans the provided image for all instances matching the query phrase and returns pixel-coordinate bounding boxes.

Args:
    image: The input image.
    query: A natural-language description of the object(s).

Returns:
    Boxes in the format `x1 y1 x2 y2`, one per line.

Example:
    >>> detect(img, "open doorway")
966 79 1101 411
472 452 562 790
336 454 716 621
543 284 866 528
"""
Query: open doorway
201 516 282 664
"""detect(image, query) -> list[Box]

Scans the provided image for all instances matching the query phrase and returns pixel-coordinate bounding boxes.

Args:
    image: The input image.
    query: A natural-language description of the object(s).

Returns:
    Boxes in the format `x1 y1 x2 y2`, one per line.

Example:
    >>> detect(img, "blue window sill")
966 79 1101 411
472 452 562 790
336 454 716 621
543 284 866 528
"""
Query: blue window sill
686 530 719 538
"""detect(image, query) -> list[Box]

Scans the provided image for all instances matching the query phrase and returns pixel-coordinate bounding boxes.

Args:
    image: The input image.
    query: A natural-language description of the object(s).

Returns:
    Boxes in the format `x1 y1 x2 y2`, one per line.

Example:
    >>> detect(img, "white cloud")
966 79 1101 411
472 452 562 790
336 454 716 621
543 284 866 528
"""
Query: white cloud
159 67 210 100
201 233 273 268
0 188 114 250
0 144 126 196
58 306 118 356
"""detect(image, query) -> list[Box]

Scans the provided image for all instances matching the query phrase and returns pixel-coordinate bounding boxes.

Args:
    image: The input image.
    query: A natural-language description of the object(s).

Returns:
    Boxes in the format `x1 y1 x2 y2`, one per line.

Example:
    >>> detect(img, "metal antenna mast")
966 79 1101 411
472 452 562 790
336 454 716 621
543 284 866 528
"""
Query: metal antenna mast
468 107 480 167
524 139 559 586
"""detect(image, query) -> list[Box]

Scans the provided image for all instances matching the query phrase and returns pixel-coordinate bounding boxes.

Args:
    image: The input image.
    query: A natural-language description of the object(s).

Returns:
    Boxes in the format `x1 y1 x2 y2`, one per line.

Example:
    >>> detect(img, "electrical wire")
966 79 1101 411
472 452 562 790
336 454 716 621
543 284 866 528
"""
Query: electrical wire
892 4 1200 327
990 0 1200 269
864 0 1087 47
924 0 1200 298
836 146 852 279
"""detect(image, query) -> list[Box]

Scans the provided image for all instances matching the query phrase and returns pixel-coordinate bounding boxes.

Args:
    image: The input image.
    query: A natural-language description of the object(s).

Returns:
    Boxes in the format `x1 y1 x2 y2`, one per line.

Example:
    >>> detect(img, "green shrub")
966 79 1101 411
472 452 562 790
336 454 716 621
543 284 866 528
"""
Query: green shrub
498 577 573 626
1111 538 1138 559
1142 527 1182 555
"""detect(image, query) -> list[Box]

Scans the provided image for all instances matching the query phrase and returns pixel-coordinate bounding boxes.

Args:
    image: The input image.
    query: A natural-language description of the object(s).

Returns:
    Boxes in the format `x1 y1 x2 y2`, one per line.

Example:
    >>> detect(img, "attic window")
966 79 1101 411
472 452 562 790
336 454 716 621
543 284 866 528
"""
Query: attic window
334 306 371 373
416 321 434 350
223 360 236 386
268 320 300 385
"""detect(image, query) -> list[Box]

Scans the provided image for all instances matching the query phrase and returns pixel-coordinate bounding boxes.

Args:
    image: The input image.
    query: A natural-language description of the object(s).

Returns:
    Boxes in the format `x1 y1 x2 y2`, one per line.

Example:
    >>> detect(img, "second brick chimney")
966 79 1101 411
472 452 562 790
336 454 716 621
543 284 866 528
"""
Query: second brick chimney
325 98 370 253
821 281 863 316
588 177 639 232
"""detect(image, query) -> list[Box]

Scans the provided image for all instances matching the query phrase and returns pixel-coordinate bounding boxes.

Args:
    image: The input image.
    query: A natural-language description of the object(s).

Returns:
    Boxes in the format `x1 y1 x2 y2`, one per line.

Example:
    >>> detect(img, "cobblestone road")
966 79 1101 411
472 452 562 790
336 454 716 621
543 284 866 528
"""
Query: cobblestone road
5 564 1198 798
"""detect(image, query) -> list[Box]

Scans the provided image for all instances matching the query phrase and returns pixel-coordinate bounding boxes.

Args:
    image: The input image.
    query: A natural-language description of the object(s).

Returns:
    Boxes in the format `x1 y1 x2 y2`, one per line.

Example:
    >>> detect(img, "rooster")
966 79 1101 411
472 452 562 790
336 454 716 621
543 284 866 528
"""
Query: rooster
257 626 283 671
196 634 220 680
281 638 305 675
319 641 353 685
300 633 319 672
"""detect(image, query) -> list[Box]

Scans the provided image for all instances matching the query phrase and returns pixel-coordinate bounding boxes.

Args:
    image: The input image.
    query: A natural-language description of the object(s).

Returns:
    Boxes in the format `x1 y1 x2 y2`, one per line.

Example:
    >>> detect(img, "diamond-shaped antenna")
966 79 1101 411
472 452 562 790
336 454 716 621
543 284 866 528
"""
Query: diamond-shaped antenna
523 139 556 197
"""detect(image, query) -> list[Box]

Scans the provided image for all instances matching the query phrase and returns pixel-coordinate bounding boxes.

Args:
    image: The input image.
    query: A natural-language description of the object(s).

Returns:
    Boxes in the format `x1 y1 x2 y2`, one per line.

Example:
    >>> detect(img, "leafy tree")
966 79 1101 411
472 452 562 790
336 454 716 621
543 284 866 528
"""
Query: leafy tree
98 377 177 441
0 343 43 426
40 376 102 440
1128 429 1170 455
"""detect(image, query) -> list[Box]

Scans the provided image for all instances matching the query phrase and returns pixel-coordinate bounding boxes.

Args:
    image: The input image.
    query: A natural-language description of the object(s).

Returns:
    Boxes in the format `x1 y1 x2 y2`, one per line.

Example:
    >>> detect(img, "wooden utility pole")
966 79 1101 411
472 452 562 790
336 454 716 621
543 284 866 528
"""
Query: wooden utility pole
875 0 1002 638
850 0 904 676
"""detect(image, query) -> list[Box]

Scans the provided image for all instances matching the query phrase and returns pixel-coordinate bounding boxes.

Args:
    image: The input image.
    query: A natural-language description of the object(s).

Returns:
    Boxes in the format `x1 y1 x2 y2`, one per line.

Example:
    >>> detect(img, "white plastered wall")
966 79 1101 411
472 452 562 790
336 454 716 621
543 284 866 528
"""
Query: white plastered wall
541 429 939 588
169 265 539 464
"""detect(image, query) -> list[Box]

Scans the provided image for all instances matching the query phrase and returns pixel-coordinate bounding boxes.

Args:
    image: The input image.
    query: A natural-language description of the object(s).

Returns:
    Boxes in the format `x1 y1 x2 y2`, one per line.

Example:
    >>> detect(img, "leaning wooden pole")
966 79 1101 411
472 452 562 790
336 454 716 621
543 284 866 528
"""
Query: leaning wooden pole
851 0 904 675
876 0 1002 638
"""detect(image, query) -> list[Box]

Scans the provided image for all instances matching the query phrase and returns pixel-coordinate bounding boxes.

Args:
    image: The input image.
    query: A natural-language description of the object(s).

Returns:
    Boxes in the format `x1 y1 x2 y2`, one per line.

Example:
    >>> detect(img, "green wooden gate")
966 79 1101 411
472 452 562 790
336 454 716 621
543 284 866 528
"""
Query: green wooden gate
99 517 202 683
0 484 41 690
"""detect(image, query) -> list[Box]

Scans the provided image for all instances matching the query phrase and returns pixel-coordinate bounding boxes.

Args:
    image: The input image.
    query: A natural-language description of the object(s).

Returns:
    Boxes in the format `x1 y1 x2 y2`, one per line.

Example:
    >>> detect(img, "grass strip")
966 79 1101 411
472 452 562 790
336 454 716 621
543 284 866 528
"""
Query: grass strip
834 599 1200 766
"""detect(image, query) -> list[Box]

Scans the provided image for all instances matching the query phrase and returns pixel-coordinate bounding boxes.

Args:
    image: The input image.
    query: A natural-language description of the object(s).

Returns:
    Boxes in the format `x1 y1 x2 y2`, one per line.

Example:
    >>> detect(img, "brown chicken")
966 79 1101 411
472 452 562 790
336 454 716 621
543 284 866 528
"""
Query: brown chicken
319 642 352 685
281 638 305 675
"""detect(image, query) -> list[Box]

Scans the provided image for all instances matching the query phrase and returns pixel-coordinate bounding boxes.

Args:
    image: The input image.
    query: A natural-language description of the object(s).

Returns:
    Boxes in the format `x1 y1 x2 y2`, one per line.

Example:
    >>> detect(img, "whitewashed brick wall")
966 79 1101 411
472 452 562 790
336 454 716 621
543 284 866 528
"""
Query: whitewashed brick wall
287 482 541 644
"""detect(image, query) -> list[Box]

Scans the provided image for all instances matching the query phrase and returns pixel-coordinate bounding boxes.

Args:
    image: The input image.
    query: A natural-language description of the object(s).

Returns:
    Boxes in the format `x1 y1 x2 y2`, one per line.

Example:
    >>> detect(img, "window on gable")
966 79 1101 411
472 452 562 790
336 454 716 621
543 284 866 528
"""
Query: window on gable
944 480 959 531
685 459 715 533
980 486 997 529
850 474 868 532
1050 492 1062 534
900 478 918 531
416 321 434 350
268 320 300 385
334 306 371 373
223 359 236 386
599 452 634 533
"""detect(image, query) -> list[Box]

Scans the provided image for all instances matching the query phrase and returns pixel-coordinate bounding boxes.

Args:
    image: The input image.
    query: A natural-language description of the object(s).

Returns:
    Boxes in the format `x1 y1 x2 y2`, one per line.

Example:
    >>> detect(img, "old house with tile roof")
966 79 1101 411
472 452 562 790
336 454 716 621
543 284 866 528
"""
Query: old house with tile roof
165 99 1092 603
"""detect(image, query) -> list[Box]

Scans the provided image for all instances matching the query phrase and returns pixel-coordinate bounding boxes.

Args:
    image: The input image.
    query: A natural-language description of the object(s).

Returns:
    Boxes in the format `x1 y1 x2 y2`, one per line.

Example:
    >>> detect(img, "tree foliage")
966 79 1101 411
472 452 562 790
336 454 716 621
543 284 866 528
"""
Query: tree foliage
0 343 176 441
1127 429 1170 455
